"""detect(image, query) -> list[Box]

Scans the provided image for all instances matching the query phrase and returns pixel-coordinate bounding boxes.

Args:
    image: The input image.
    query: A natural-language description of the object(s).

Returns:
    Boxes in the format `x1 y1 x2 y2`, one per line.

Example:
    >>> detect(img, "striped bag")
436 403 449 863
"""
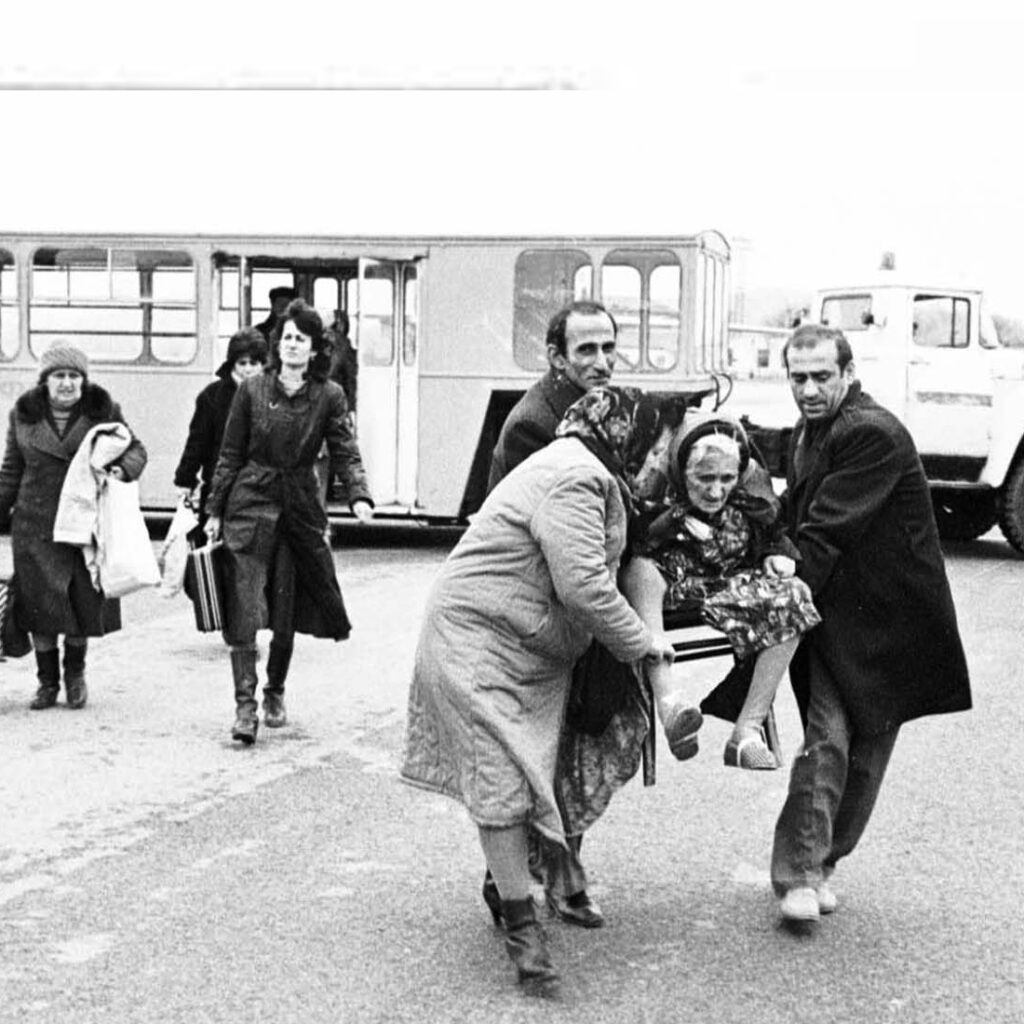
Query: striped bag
183 543 225 633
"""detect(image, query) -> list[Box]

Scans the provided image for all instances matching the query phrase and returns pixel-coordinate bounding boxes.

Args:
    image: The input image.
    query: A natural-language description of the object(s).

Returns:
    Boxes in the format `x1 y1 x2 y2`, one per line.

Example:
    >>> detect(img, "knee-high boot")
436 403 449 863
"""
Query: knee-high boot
501 897 560 998
230 647 259 745
263 638 293 728
63 640 88 709
30 649 61 710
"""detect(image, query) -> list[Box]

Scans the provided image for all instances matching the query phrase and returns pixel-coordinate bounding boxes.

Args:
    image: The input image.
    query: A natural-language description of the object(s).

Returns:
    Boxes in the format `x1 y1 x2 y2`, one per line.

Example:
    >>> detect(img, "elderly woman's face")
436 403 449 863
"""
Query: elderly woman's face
684 446 740 514
46 370 84 409
279 321 313 370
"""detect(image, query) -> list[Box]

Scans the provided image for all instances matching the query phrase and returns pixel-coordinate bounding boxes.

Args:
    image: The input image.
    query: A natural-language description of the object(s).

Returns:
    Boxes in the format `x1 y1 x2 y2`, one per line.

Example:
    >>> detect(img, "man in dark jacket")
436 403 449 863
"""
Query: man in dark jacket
484 300 618 930
771 324 971 924
486 300 618 492
254 286 296 344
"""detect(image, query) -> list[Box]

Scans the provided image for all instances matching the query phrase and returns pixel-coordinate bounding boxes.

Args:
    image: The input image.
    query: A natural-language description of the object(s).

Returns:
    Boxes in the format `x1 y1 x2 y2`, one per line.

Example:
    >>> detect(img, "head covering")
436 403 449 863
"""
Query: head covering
667 412 750 495
216 327 269 379
39 342 89 381
269 286 297 303
556 385 663 487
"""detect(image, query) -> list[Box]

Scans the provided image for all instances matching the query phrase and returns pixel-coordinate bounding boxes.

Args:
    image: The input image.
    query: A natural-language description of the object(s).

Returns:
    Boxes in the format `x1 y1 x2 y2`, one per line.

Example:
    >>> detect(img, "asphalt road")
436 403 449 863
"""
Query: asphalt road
0 526 1021 1024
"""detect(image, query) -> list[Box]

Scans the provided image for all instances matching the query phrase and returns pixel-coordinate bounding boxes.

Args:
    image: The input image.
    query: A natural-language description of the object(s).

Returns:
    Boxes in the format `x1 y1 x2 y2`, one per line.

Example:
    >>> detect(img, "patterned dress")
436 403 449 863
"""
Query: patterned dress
640 501 821 660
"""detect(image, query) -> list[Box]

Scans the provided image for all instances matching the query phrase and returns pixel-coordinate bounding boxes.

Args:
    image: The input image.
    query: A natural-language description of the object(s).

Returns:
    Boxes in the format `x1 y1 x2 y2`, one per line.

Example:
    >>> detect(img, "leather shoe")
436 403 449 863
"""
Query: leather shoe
546 889 605 929
780 886 820 923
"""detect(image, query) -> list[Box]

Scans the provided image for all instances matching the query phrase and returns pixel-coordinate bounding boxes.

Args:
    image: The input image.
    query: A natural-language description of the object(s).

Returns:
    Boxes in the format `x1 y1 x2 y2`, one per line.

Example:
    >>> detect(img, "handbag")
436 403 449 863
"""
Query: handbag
158 498 199 597
96 476 161 598
566 639 639 736
0 575 33 659
184 541 225 632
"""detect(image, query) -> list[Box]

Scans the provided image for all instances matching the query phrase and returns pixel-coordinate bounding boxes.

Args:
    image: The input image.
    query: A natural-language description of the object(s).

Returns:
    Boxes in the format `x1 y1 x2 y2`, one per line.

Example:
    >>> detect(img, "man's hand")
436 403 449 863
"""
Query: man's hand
763 554 796 578
204 516 222 544
352 501 374 524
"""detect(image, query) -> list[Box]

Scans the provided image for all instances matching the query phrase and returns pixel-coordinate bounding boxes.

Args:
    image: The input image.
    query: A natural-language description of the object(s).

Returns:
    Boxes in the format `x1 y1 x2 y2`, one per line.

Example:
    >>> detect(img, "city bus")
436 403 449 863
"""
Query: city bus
0 231 731 521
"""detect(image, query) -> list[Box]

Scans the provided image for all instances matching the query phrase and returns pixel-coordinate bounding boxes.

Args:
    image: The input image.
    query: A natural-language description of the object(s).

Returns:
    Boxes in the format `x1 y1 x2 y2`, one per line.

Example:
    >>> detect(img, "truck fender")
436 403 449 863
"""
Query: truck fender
980 377 1024 488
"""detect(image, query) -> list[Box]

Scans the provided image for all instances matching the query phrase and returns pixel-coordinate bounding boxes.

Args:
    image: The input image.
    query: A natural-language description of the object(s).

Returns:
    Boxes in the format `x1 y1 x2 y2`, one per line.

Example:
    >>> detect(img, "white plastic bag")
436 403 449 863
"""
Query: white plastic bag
96 477 161 599
158 499 198 597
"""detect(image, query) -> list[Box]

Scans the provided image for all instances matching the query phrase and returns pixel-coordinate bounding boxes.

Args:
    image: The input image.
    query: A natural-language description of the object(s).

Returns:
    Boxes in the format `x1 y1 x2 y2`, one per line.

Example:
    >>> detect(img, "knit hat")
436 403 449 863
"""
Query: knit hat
225 327 268 367
39 342 89 380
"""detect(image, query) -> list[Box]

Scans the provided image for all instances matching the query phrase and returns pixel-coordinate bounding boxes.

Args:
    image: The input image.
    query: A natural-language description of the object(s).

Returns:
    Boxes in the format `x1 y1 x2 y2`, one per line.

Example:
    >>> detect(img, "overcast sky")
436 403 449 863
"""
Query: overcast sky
3 3 1024 311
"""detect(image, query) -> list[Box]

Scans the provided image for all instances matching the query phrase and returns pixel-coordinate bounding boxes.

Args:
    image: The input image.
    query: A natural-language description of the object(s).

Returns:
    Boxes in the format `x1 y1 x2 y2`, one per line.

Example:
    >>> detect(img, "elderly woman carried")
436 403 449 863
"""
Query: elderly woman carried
622 412 821 769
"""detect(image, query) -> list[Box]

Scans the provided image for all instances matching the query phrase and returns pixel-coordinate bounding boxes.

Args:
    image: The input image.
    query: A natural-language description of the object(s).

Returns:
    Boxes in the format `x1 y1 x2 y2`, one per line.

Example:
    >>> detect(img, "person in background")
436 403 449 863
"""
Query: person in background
483 299 620 927
402 386 673 998
769 324 971 924
254 286 297 344
327 310 358 414
204 300 373 744
173 327 268 525
0 342 147 710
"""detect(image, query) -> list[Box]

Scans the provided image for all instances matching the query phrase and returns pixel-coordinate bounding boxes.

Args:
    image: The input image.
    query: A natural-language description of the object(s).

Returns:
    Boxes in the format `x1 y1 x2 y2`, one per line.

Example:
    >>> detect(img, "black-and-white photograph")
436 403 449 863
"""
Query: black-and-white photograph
1 5 1021 1022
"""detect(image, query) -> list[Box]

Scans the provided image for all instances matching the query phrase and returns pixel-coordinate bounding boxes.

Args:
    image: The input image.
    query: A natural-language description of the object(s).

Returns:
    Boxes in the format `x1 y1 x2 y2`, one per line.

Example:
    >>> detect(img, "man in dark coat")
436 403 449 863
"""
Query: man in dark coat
486 300 618 493
771 324 971 924
485 300 619 929
254 286 296 344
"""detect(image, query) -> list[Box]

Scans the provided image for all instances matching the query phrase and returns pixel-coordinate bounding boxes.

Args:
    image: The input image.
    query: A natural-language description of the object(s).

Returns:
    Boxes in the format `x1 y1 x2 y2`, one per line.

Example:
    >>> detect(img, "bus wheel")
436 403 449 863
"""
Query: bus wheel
997 459 1024 552
932 488 997 542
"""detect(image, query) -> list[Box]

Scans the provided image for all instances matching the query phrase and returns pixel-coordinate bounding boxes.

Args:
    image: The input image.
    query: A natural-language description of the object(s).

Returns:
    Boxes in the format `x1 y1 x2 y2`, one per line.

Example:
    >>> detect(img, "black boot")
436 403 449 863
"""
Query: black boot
63 640 88 709
230 648 259 745
501 897 560 997
263 638 293 728
30 649 60 710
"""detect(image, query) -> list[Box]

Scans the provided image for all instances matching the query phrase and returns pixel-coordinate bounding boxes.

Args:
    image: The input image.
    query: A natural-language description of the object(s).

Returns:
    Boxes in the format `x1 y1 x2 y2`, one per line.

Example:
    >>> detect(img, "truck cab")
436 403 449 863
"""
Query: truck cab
813 277 1024 549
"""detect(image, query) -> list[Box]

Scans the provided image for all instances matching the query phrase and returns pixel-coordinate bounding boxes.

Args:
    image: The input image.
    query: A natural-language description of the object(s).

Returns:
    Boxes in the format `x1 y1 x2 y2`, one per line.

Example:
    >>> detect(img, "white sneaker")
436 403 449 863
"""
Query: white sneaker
816 881 838 915
780 886 820 922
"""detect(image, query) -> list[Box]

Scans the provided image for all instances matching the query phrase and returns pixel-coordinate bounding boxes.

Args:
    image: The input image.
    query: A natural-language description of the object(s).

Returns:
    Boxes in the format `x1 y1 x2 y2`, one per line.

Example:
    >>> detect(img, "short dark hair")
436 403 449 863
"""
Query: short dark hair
546 300 618 357
269 298 331 379
782 324 854 372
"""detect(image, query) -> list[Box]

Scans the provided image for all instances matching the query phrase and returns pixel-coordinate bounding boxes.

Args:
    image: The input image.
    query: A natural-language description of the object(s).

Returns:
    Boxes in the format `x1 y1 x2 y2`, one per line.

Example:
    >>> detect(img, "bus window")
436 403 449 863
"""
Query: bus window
649 263 681 370
1 249 17 359
217 268 241 356
30 247 195 363
347 267 395 367
913 295 969 348
513 249 592 370
403 266 418 366
601 262 640 369
314 276 340 319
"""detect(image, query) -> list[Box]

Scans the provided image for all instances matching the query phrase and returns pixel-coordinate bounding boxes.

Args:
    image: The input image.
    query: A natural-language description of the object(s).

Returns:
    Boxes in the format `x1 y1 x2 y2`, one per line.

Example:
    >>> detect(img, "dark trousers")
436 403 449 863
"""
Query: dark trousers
771 651 899 895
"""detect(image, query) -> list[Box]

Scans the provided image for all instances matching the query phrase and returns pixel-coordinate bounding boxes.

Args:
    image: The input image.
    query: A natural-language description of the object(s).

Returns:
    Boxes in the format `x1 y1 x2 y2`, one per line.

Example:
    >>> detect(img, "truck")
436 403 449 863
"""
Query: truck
730 273 1024 551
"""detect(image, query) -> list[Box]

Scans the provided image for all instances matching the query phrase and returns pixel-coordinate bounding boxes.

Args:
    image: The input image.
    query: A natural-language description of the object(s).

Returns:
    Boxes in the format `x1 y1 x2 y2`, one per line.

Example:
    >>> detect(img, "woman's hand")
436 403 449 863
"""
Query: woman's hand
352 500 374 524
204 515 222 544
107 465 127 482
177 486 195 507
643 633 676 665
763 554 796 578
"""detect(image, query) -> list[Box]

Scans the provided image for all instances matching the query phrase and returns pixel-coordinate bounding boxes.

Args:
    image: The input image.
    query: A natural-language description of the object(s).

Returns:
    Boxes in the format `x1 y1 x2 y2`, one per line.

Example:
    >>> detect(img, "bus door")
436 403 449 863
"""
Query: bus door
351 258 414 507
904 292 992 458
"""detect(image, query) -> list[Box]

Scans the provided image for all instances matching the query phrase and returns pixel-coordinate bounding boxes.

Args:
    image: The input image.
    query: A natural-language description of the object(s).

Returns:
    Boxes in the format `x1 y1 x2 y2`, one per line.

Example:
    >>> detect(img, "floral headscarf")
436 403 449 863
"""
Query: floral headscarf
555 386 662 491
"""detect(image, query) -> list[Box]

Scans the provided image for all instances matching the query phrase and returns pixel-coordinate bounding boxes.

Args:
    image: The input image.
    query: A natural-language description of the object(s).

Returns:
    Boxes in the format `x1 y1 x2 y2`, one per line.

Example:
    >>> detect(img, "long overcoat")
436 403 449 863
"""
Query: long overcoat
785 383 971 734
401 437 653 843
485 369 584 493
206 372 371 645
0 384 147 636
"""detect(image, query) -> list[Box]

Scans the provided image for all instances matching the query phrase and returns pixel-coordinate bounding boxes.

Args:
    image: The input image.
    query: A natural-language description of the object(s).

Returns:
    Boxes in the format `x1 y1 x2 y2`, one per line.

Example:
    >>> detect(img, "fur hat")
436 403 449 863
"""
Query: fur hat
225 327 268 366
39 342 89 381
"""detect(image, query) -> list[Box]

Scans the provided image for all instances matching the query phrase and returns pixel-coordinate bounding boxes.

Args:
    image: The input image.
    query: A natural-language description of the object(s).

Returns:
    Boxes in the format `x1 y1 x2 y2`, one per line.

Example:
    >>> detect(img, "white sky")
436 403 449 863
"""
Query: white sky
4 3 1024 312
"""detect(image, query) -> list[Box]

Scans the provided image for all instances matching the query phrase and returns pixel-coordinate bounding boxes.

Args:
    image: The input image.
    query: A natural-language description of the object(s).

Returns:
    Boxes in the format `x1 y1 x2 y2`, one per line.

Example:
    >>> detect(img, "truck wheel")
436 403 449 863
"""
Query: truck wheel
932 488 997 542
997 459 1024 552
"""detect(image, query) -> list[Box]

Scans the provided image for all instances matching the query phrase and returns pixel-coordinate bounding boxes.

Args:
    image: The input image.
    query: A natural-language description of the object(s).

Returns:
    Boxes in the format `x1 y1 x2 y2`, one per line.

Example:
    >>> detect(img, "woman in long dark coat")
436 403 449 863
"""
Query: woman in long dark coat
0 343 147 710
173 327 268 525
205 299 373 745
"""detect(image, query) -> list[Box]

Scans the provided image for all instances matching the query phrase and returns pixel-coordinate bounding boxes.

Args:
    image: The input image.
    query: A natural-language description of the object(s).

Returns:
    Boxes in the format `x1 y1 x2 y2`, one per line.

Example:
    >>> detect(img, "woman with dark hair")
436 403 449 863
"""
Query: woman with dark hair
0 342 147 710
173 326 268 525
205 299 373 744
